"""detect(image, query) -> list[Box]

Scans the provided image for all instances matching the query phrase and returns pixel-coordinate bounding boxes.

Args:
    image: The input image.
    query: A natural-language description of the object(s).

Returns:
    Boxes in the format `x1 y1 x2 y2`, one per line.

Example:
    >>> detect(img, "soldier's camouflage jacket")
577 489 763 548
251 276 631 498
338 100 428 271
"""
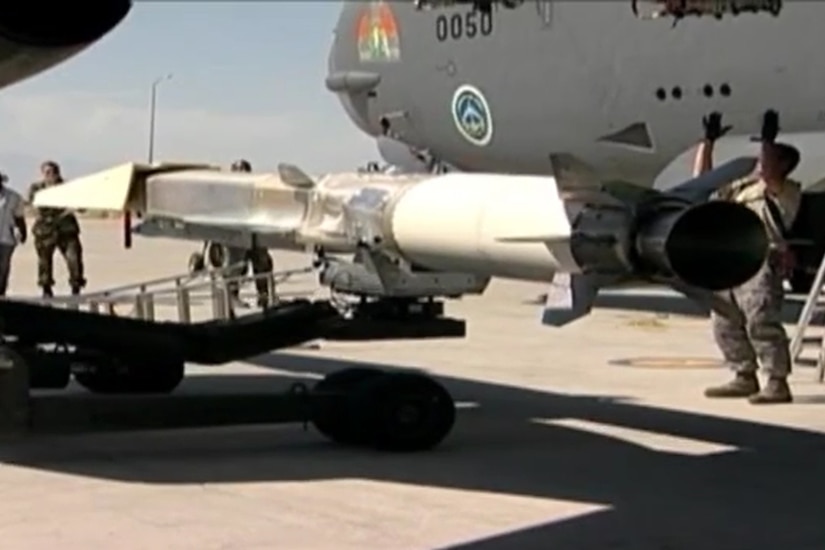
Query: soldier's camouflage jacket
27 180 80 238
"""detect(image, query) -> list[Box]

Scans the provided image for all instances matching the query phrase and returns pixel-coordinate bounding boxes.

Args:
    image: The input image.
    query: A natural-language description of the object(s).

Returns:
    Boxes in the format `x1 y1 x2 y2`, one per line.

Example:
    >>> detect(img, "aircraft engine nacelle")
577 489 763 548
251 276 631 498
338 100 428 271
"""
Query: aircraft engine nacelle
0 2 132 90
568 198 768 292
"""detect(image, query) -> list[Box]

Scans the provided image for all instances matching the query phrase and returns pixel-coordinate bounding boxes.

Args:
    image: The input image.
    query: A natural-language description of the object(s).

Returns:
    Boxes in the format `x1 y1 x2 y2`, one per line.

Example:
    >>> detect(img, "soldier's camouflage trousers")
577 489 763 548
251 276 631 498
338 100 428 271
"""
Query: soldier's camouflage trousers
225 246 274 301
34 232 86 291
711 252 790 377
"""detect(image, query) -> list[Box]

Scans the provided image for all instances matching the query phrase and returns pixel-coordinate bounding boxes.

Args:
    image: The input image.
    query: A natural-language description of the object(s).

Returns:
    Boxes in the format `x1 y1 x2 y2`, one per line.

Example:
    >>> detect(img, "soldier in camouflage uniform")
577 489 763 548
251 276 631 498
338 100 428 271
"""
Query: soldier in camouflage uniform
696 111 800 404
224 159 274 308
27 161 86 297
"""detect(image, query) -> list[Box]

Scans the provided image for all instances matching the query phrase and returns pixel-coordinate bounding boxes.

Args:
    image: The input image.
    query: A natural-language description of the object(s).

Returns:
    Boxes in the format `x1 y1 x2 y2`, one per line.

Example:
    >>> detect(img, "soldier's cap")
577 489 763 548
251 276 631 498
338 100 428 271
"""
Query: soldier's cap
231 159 251 171
0 172 7 183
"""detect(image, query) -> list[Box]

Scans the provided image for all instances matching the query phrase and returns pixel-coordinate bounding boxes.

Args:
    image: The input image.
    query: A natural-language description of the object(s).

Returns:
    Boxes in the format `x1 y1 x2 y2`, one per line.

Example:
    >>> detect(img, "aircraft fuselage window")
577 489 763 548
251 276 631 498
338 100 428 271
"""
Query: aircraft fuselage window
435 10 493 41
631 0 782 23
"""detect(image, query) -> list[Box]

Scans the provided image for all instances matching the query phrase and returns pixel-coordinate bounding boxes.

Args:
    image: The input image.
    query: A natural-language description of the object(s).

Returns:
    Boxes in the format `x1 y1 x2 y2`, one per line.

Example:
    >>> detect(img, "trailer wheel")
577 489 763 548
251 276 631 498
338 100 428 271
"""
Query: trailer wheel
311 367 383 445
349 372 456 452
188 252 205 274
25 350 72 390
74 357 184 394
206 241 227 269
790 270 815 294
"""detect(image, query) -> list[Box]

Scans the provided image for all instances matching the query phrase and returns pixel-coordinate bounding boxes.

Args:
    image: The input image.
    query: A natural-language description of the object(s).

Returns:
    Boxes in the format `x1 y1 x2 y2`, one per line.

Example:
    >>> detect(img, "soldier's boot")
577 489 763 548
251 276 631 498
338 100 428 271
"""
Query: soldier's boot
41 286 53 298
748 377 792 405
704 372 760 398
70 285 81 296
256 294 269 309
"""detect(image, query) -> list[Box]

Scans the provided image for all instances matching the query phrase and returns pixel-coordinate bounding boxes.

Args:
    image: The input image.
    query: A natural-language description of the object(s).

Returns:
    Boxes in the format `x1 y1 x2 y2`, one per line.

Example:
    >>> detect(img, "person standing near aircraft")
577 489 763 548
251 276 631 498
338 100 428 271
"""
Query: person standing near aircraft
27 161 86 297
697 111 801 404
225 159 274 308
0 171 26 296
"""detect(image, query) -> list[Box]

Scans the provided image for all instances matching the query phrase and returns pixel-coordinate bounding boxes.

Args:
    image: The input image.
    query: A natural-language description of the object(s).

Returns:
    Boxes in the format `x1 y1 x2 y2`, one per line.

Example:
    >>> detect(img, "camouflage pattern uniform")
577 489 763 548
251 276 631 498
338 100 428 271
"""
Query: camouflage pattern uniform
706 175 801 403
225 159 275 308
27 180 86 295
225 244 274 308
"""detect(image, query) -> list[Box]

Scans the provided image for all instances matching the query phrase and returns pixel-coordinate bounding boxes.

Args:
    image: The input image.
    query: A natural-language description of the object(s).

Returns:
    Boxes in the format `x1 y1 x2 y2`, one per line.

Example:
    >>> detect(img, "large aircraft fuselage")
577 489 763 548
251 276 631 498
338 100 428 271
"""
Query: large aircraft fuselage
328 1 825 186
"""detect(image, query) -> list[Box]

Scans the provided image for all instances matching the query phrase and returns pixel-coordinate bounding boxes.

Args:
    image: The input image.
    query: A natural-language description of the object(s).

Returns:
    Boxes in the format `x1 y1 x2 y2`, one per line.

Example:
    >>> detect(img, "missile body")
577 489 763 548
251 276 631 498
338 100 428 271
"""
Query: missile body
343 172 766 291
32 159 768 295
349 173 579 281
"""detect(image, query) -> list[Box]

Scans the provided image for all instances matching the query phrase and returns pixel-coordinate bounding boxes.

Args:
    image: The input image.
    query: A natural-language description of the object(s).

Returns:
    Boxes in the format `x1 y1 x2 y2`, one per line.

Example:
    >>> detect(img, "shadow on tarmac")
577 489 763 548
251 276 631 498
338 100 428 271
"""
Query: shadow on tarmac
525 288 810 323
2 350 825 548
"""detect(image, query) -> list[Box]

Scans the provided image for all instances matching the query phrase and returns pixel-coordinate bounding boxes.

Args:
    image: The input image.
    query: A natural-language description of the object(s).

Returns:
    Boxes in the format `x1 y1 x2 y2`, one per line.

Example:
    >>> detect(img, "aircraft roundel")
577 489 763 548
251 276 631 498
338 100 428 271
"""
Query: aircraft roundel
451 84 493 147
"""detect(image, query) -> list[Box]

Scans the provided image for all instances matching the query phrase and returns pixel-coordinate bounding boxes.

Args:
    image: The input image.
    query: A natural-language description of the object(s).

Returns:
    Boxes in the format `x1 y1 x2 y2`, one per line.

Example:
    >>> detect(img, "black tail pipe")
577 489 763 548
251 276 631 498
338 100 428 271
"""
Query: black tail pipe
635 201 769 291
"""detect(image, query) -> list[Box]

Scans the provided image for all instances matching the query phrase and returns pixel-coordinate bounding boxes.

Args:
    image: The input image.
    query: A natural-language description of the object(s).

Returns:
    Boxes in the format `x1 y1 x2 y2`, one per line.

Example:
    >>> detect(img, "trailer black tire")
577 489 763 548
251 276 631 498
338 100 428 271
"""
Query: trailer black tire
206 241 227 269
348 372 455 452
790 270 815 294
26 352 72 390
188 252 205 274
74 357 185 394
0 346 29 433
311 367 383 446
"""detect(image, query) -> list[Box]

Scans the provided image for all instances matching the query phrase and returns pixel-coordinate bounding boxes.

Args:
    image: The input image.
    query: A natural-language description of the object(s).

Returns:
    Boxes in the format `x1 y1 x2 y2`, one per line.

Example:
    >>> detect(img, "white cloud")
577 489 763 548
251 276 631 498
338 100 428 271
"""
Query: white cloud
0 90 376 189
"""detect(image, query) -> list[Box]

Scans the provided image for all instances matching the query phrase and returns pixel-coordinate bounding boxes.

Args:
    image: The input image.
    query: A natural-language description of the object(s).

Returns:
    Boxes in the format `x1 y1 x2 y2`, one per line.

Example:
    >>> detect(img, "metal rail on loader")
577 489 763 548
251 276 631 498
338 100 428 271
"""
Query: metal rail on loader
0 263 466 452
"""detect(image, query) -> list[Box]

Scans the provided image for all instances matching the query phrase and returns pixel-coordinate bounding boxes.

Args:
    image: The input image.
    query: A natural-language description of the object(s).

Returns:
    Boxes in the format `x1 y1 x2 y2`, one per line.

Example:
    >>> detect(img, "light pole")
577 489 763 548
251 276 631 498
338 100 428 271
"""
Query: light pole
128 74 172 249
147 73 173 163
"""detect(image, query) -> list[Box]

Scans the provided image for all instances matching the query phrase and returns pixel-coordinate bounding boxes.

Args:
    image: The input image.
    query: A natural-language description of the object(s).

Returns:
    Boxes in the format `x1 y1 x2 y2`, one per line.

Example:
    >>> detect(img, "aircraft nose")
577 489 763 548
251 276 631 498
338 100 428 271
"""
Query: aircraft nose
325 3 382 137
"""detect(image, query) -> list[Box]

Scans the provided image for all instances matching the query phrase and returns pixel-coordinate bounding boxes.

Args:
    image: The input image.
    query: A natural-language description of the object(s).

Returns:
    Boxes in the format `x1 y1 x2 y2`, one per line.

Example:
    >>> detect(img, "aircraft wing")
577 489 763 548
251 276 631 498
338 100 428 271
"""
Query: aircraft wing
31 162 220 212
0 2 131 91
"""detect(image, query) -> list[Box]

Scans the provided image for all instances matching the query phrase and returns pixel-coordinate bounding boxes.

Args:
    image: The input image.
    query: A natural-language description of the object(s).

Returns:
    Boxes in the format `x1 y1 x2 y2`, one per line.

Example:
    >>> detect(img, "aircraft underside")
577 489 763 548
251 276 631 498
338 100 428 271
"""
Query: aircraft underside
0 3 131 90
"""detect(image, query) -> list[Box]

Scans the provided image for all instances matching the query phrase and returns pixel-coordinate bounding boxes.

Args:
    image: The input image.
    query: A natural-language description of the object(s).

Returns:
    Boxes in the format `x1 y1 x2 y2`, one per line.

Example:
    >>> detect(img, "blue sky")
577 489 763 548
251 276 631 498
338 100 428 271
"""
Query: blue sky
0 2 376 190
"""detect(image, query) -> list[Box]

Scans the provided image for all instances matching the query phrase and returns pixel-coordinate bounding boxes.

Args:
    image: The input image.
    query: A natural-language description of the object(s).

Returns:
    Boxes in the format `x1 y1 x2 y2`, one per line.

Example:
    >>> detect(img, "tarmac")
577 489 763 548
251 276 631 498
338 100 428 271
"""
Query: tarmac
2 219 825 549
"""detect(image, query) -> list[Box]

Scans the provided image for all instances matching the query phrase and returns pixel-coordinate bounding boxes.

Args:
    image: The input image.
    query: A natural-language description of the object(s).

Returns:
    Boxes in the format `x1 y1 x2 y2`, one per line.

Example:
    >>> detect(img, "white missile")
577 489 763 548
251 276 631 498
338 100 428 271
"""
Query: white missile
32 156 767 325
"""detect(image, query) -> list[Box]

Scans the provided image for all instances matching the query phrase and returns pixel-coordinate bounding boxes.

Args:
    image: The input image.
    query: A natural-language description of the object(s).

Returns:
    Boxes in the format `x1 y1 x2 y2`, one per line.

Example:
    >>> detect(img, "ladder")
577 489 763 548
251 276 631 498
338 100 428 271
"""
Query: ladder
790 253 825 381
15 263 315 324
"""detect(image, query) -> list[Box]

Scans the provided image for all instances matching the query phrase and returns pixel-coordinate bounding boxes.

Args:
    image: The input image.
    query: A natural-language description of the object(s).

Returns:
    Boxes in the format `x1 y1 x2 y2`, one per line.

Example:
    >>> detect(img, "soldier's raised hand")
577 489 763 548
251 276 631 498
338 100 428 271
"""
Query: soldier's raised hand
761 109 780 143
702 112 732 142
